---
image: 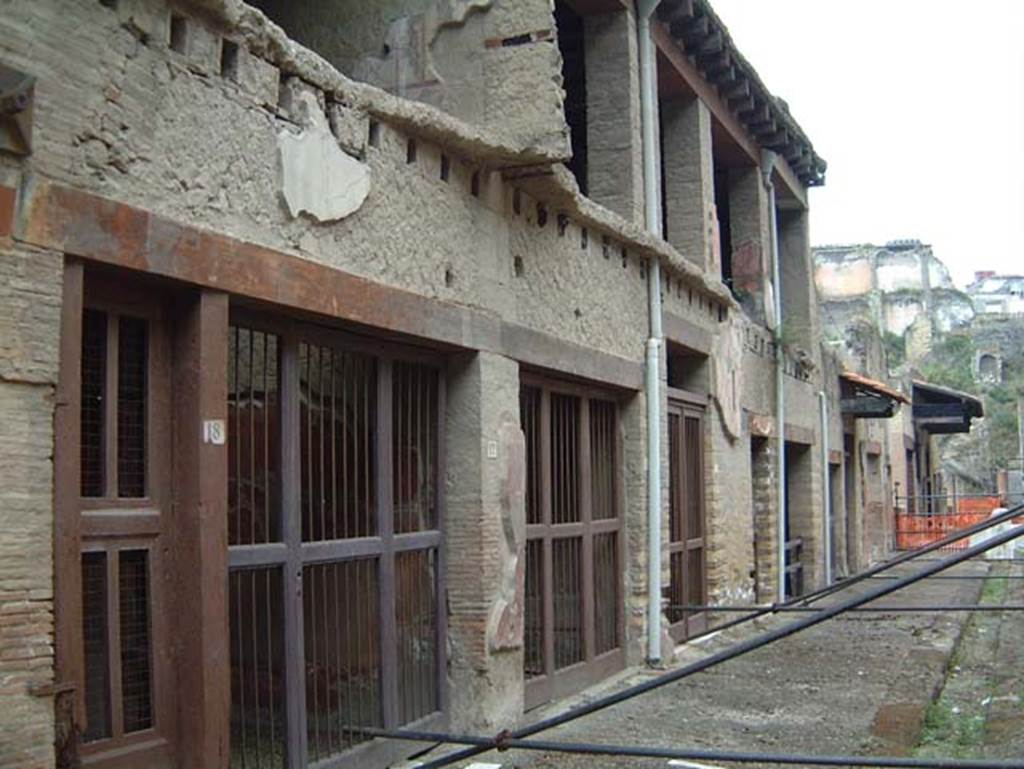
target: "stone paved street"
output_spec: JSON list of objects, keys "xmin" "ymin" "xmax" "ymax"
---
[{"xmin": 413, "ymin": 556, "xmax": 1024, "ymax": 768}]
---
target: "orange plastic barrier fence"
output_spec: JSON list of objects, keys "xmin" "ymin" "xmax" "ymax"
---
[{"xmin": 895, "ymin": 512, "xmax": 990, "ymax": 551}]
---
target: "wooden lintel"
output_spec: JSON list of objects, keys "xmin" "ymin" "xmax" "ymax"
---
[{"xmin": 679, "ymin": 16, "xmax": 709, "ymax": 42}]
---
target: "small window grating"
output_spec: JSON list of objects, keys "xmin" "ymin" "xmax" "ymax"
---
[
  {"xmin": 81, "ymin": 310, "xmax": 107, "ymax": 498},
  {"xmin": 590, "ymin": 400, "xmax": 616, "ymax": 521},
  {"xmin": 119, "ymin": 549, "xmax": 153, "ymax": 733},
  {"xmin": 117, "ymin": 316, "xmax": 148, "ymax": 498},
  {"xmin": 82, "ymin": 551, "xmax": 111, "ymax": 742},
  {"xmin": 550, "ymin": 393, "xmax": 580, "ymax": 525}
]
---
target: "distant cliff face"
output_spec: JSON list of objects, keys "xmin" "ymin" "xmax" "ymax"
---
[{"xmin": 813, "ymin": 242, "xmax": 975, "ymax": 362}]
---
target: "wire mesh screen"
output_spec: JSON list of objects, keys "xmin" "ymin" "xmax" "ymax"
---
[
  {"xmin": 668, "ymin": 413, "xmax": 682, "ymax": 544},
  {"xmin": 118, "ymin": 549, "xmax": 153, "ymax": 733},
  {"xmin": 82, "ymin": 551, "xmax": 111, "ymax": 742},
  {"xmin": 116, "ymin": 316, "xmax": 147, "ymax": 498},
  {"xmin": 81, "ymin": 310, "xmax": 106, "ymax": 498},
  {"xmin": 551, "ymin": 393, "xmax": 580, "ymax": 525},
  {"xmin": 299, "ymin": 343, "xmax": 377, "ymax": 542},
  {"xmin": 593, "ymin": 532, "xmax": 619, "ymax": 655},
  {"xmin": 667, "ymin": 551, "xmax": 687, "ymax": 624},
  {"xmin": 396, "ymin": 549, "xmax": 439, "ymax": 723},
  {"xmin": 303, "ymin": 558, "xmax": 381, "ymax": 763},
  {"xmin": 684, "ymin": 416, "xmax": 703, "ymax": 540},
  {"xmin": 393, "ymin": 362, "xmax": 438, "ymax": 534},
  {"xmin": 521, "ymin": 386, "xmax": 542, "ymax": 525},
  {"xmin": 590, "ymin": 400, "xmax": 616, "ymax": 520},
  {"xmin": 687, "ymin": 547, "xmax": 705, "ymax": 607},
  {"xmin": 552, "ymin": 536, "xmax": 583, "ymax": 670},
  {"xmin": 230, "ymin": 567, "xmax": 285, "ymax": 769},
  {"xmin": 228, "ymin": 326, "xmax": 281, "ymax": 546},
  {"xmin": 524, "ymin": 538, "xmax": 545, "ymax": 678}
]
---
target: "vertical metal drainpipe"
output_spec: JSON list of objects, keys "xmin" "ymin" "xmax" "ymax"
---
[
  {"xmin": 637, "ymin": 0, "xmax": 663, "ymax": 664},
  {"xmin": 819, "ymin": 391, "xmax": 832, "ymax": 585},
  {"xmin": 762, "ymin": 150, "xmax": 787, "ymax": 602}
]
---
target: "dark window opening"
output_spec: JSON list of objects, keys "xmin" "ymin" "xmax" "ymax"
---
[
  {"xmin": 554, "ymin": 1, "xmax": 587, "ymax": 194},
  {"xmin": 714, "ymin": 167, "xmax": 734, "ymax": 293},
  {"xmin": 221, "ymin": 39, "xmax": 239, "ymax": 80},
  {"xmin": 169, "ymin": 14, "xmax": 187, "ymax": 53},
  {"xmin": 667, "ymin": 345, "xmax": 709, "ymax": 393}
]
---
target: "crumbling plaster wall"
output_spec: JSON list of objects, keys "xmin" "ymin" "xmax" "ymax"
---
[{"xmin": 250, "ymin": 0, "xmax": 568, "ymax": 160}]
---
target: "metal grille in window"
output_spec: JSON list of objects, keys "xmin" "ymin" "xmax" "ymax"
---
[
  {"xmin": 117, "ymin": 316, "xmax": 147, "ymax": 497},
  {"xmin": 300, "ymin": 343, "xmax": 377, "ymax": 542},
  {"xmin": 396, "ymin": 549, "xmax": 438, "ymax": 723},
  {"xmin": 590, "ymin": 400, "xmax": 616, "ymax": 520},
  {"xmin": 230, "ymin": 567, "xmax": 285, "ymax": 769},
  {"xmin": 668, "ymin": 413, "xmax": 683, "ymax": 544},
  {"xmin": 593, "ymin": 532, "xmax": 618, "ymax": 655},
  {"xmin": 393, "ymin": 362, "xmax": 439, "ymax": 534},
  {"xmin": 82, "ymin": 552, "xmax": 111, "ymax": 742},
  {"xmin": 550, "ymin": 393, "xmax": 580, "ymax": 525},
  {"xmin": 119, "ymin": 549, "xmax": 153, "ymax": 733},
  {"xmin": 684, "ymin": 416, "xmax": 703, "ymax": 540},
  {"xmin": 520, "ymin": 386, "xmax": 542, "ymax": 525},
  {"xmin": 523, "ymin": 538, "xmax": 544, "ymax": 678},
  {"xmin": 668, "ymin": 551, "xmax": 687, "ymax": 625},
  {"xmin": 552, "ymin": 536, "xmax": 583, "ymax": 670},
  {"xmin": 303, "ymin": 558, "xmax": 381, "ymax": 762},
  {"xmin": 229, "ymin": 326, "xmax": 281, "ymax": 546},
  {"xmin": 81, "ymin": 310, "xmax": 106, "ymax": 498}
]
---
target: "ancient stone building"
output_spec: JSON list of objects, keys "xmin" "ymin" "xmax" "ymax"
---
[
  {"xmin": 0, "ymin": 2, "xmax": 920, "ymax": 769},
  {"xmin": 813, "ymin": 241, "xmax": 975, "ymax": 364}
]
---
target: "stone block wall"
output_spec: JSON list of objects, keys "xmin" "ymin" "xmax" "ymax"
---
[{"xmin": 0, "ymin": 238, "xmax": 62, "ymax": 769}]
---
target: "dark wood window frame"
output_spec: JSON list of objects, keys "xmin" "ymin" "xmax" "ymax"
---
[
  {"xmin": 521, "ymin": 372, "xmax": 625, "ymax": 710},
  {"xmin": 227, "ymin": 310, "xmax": 448, "ymax": 769},
  {"xmin": 666, "ymin": 386, "xmax": 708, "ymax": 642}
]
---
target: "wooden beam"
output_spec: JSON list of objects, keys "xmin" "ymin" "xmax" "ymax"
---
[
  {"xmin": 723, "ymin": 80, "xmax": 750, "ymax": 100},
  {"xmin": 727, "ymin": 95, "xmax": 754, "ymax": 114},
  {"xmin": 698, "ymin": 31, "xmax": 724, "ymax": 54},
  {"xmin": 841, "ymin": 397, "xmax": 897, "ymax": 419}
]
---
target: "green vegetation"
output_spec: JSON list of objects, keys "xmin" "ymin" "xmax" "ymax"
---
[
  {"xmin": 919, "ymin": 333, "xmax": 976, "ymax": 393},
  {"xmin": 883, "ymin": 331, "xmax": 906, "ymax": 369},
  {"xmin": 917, "ymin": 700, "xmax": 985, "ymax": 758}
]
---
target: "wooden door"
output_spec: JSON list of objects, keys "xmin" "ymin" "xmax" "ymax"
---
[
  {"xmin": 521, "ymin": 377, "xmax": 624, "ymax": 709},
  {"xmin": 667, "ymin": 401, "xmax": 707, "ymax": 642},
  {"xmin": 55, "ymin": 269, "xmax": 177, "ymax": 768}
]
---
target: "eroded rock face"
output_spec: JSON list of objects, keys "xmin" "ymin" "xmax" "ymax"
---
[{"xmin": 278, "ymin": 90, "xmax": 370, "ymax": 222}]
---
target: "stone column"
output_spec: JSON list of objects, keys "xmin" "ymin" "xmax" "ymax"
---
[
  {"xmin": 661, "ymin": 96, "xmax": 715, "ymax": 270},
  {"xmin": 583, "ymin": 8, "xmax": 645, "ymax": 226},
  {"xmin": 728, "ymin": 165, "xmax": 772, "ymax": 324},
  {"xmin": 444, "ymin": 351, "xmax": 525, "ymax": 730}
]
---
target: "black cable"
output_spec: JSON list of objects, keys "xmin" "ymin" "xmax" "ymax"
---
[
  {"xmin": 414, "ymin": 521, "xmax": 1024, "ymax": 768},
  {"xmin": 365, "ymin": 727, "xmax": 1024, "ymax": 768},
  {"xmin": 669, "ymin": 604, "xmax": 1024, "ymax": 613},
  {"xmin": 683, "ymin": 501, "xmax": 1024, "ymax": 638}
]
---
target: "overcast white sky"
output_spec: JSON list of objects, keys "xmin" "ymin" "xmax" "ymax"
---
[{"xmin": 709, "ymin": 0, "xmax": 1024, "ymax": 288}]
